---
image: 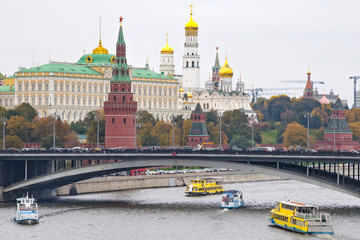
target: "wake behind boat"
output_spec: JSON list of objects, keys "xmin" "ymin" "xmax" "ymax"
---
[
  {"xmin": 220, "ymin": 190, "xmax": 244, "ymax": 209},
  {"xmin": 14, "ymin": 193, "xmax": 39, "ymax": 225}
]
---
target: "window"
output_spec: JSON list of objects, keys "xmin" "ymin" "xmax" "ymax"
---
[
  {"xmin": 100, "ymin": 85, "xmax": 103, "ymax": 93},
  {"xmin": 78, "ymin": 85, "xmax": 80, "ymax": 92},
  {"xmin": 192, "ymin": 61, "xmax": 194, "ymax": 67},
  {"xmin": 88, "ymin": 98, "xmax": 91, "ymax": 106},
  {"xmin": 66, "ymin": 97, "xmax": 69, "ymax": 105},
  {"xmin": 159, "ymin": 87, "xmax": 162, "ymax": 96},
  {"xmin": 83, "ymin": 98, "xmax": 85, "ymax": 106},
  {"xmin": 66, "ymin": 84, "xmax": 69, "ymax": 92},
  {"xmin": 54, "ymin": 97, "xmax": 57, "ymax": 106},
  {"xmin": 38, "ymin": 83, "xmax": 42, "ymax": 91},
  {"xmin": 38, "ymin": 97, "xmax": 42, "ymax": 105},
  {"xmin": 71, "ymin": 98, "xmax": 74, "ymax": 106},
  {"xmin": 154, "ymin": 88, "xmax": 157, "ymax": 96},
  {"xmin": 94, "ymin": 85, "xmax": 97, "ymax": 93},
  {"xmin": 25, "ymin": 83, "xmax": 29, "ymax": 91},
  {"xmin": 45, "ymin": 97, "xmax": 48, "ymax": 106},
  {"xmin": 124, "ymin": 118, "xmax": 126, "ymax": 124},
  {"xmin": 31, "ymin": 97, "xmax": 35, "ymax": 105},
  {"xmin": 197, "ymin": 62, "xmax": 199, "ymax": 67},
  {"xmin": 144, "ymin": 87, "xmax": 147, "ymax": 95},
  {"xmin": 60, "ymin": 84, "xmax": 63, "ymax": 92},
  {"xmin": 72, "ymin": 85, "xmax": 75, "ymax": 92},
  {"xmin": 88, "ymin": 84, "xmax": 92, "ymax": 93},
  {"xmin": 149, "ymin": 87, "xmax": 152, "ymax": 96},
  {"xmin": 77, "ymin": 97, "xmax": 80, "ymax": 106},
  {"xmin": 112, "ymin": 118, "xmax": 114, "ymax": 123},
  {"xmin": 169, "ymin": 88, "xmax": 171, "ymax": 96},
  {"xmin": 164, "ymin": 88, "xmax": 166, "ymax": 96},
  {"xmin": 83, "ymin": 85, "xmax": 86, "ymax": 92},
  {"xmin": 186, "ymin": 61, "xmax": 189, "ymax": 67}
]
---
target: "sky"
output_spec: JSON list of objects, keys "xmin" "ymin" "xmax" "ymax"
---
[{"xmin": 1, "ymin": 0, "xmax": 360, "ymax": 106}]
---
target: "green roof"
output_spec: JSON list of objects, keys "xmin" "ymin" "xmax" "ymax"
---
[
  {"xmin": 0, "ymin": 72, "xmax": 4, "ymax": 78},
  {"xmin": 5, "ymin": 75, "xmax": 15, "ymax": 79},
  {"xmin": 17, "ymin": 63, "xmax": 102, "ymax": 75},
  {"xmin": 132, "ymin": 68, "xmax": 176, "ymax": 80},
  {"xmin": 77, "ymin": 54, "xmax": 115, "ymax": 65},
  {"xmin": 0, "ymin": 86, "xmax": 15, "ymax": 92}
]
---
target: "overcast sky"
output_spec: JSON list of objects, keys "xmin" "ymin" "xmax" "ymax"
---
[{"xmin": 1, "ymin": 0, "xmax": 360, "ymax": 106}]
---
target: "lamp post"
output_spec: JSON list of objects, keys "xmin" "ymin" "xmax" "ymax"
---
[
  {"xmin": 1, "ymin": 117, "xmax": 6, "ymax": 150},
  {"xmin": 304, "ymin": 113, "xmax": 311, "ymax": 150},
  {"xmin": 219, "ymin": 111, "xmax": 223, "ymax": 150},
  {"xmin": 172, "ymin": 115, "xmax": 175, "ymax": 147},
  {"xmin": 53, "ymin": 112, "xmax": 56, "ymax": 148},
  {"xmin": 250, "ymin": 116, "xmax": 254, "ymax": 149},
  {"xmin": 97, "ymin": 112, "xmax": 100, "ymax": 149}
]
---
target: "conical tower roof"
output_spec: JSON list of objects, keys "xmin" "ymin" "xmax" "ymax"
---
[
  {"xmin": 193, "ymin": 102, "xmax": 203, "ymax": 114},
  {"xmin": 213, "ymin": 47, "xmax": 220, "ymax": 70}
]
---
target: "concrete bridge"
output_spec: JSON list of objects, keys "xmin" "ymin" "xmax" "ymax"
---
[{"xmin": 0, "ymin": 153, "xmax": 360, "ymax": 200}]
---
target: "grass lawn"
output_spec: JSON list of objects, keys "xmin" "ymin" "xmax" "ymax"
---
[{"xmin": 261, "ymin": 130, "xmax": 277, "ymax": 144}]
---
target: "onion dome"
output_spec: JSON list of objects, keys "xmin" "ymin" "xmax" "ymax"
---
[
  {"xmin": 219, "ymin": 57, "xmax": 233, "ymax": 78},
  {"xmin": 237, "ymin": 81, "xmax": 245, "ymax": 87},
  {"xmin": 185, "ymin": 6, "xmax": 198, "ymax": 31},
  {"xmin": 179, "ymin": 87, "xmax": 184, "ymax": 92},
  {"xmin": 92, "ymin": 40, "xmax": 109, "ymax": 54},
  {"xmin": 320, "ymin": 94, "xmax": 330, "ymax": 104},
  {"xmin": 187, "ymin": 92, "xmax": 193, "ymax": 98},
  {"xmin": 161, "ymin": 33, "xmax": 174, "ymax": 54}
]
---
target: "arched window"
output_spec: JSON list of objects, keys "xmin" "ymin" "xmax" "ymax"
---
[
  {"xmin": 207, "ymin": 103, "xmax": 209, "ymax": 109},
  {"xmin": 114, "ymin": 96, "xmax": 116, "ymax": 101},
  {"xmin": 197, "ymin": 62, "xmax": 199, "ymax": 67},
  {"xmin": 123, "ymin": 96, "xmax": 125, "ymax": 103},
  {"xmin": 203, "ymin": 103, "xmax": 206, "ymax": 109},
  {"xmin": 192, "ymin": 61, "xmax": 194, "ymax": 67},
  {"xmin": 124, "ymin": 118, "xmax": 126, "ymax": 124},
  {"xmin": 186, "ymin": 61, "xmax": 189, "ymax": 67},
  {"xmin": 112, "ymin": 118, "xmax": 114, "ymax": 123}
]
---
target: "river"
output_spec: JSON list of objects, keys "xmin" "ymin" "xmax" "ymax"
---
[{"xmin": 1, "ymin": 180, "xmax": 360, "ymax": 240}]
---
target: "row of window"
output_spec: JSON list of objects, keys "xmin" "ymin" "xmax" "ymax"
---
[
  {"xmin": 137, "ymin": 99, "xmax": 177, "ymax": 109},
  {"xmin": 273, "ymin": 214, "xmax": 288, "ymax": 222},
  {"xmin": 133, "ymin": 86, "xmax": 177, "ymax": 97},
  {"xmin": 185, "ymin": 61, "xmax": 199, "ymax": 68},
  {"xmin": 18, "ymin": 96, "xmax": 103, "ymax": 107},
  {"xmin": 18, "ymin": 82, "xmax": 109, "ymax": 94}
]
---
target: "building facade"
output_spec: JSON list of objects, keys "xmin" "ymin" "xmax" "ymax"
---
[{"xmin": 187, "ymin": 103, "xmax": 209, "ymax": 147}]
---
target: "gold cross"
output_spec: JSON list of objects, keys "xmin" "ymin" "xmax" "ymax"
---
[{"xmin": 190, "ymin": 4, "xmax": 194, "ymax": 14}]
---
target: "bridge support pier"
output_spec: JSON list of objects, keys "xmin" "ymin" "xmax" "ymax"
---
[
  {"xmin": 51, "ymin": 160, "xmax": 55, "ymax": 173},
  {"xmin": 276, "ymin": 161, "xmax": 279, "ymax": 169},
  {"xmin": 306, "ymin": 162, "xmax": 309, "ymax": 176},
  {"xmin": 337, "ymin": 163, "xmax": 340, "ymax": 185},
  {"xmin": 24, "ymin": 160, "xmax": 27, "ymax": 180}
]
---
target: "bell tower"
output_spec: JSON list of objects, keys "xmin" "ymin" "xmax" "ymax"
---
[{"xmin": 104, "ymin": 17, "xmax": 137, "ymax": 148}]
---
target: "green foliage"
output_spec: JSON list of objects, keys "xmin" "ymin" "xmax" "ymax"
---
[
  {"xmin": 139, "ymin": 122, "xmax": 159, "ymax": 146},
  {"xmin": 14, "ymin": 103, "xmax": 37, "ymax": 122},
  {"xmin": 222, "ymin": 110, "xmax": 250, "ymax": 143},
  {"xmin": 71, "ymin": 121, "xmax": 88, "ymax": 134},
  {"xmin": 266, "ymin": 95, "xmax": 292, "ymax": 122},
  {"xmin": 7, "ymin": 115, "xmax": 28, "ymax": 142},
  {"xmin": 293, "ymin": 98, "xmax": 321, "ymax": 114},
  {"xmin": 230, "ymin": 135, "xmax": 251, "ymax": 150},
  {"xmin": 86, "ymin": 118, "xmax": 105, "ymax": 144},
  {"xmin": 3, "ymin": 135, "xmax": 24, "ymax": 149},
  {"xmin": 314, "ymin": 127, "xmax": 326, "ymax": 141},
  {"xmin": 205, "ymin": 110, "xmax": 218, "ymax": 126},
  {"xmin": 41, "ymin": 135, "xmax": 64, "ymax": 149},
  {"xmin": 83, "ymin": 111, "xmax": 98, "ymax": 128},
  {"xmin": 137, "ymin": 110, "xmax": 156, "ymax": 127}
]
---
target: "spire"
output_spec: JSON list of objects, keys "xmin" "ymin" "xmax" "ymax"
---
[
  {"xmin": 112, "ymin": 16, "xmax": 130, "ymax": 83},
  {"xmin": 145, "ymin": 56, "xmax": 149, "ymax": 70},
  {"xmin": 213, "ymin": 47, "xmax": 220, "ymax": 69},
  {"xmin": 92, "ymin": 15, "xmax": 109, "ymax": 54}
]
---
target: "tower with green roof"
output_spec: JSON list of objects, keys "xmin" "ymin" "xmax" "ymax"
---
[
  {"xmin": 212, "ymin": 47, "xmax": 221, "ymax": 90},
  {"xmin": 187, "ymin": 103, "xmax": 210, "ymax": 147},
  {"xmin": 104, "ymin": 17, "xmax": 137, "ymax": 149}
]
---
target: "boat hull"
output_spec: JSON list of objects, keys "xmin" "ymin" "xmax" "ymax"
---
[
  {"xmin": 269, "ymin": 218, "xmax": 334, "ymax": 235},
  {"xmin": 14, "ymin": 218, "xmax": 39, "ymax": 225},
  {"xmin": 220, "ymin": 201, "xmax": 244, "ymax": 209},
  {"xmin": 186, "ymin": 191, "xmax": 223, "ymax": 196}
]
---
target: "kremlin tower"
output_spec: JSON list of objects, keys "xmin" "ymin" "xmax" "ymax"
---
[
  {"xmin": 182, "ymin": 5, "xmax": 200, "ymax": 92},
  {"xmin": 187, "ymin": 103, "xmax": 210, "ymax": 147},
  {"xmin": 104, "ymin": 17, "xmax": 137, "ymax": 148},
  {"xmin": 303, "ymin": 68, "xmax": 314, "ymax": 99},
  {"xmin": 219, "ymin": 57, "xmax": 233, "ymax": 92},
  {"xmin": 159, "ymin": 34, "xmax": 175, "ymax": 76}
]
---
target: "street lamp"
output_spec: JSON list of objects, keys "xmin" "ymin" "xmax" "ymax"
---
[
  {"xmin": 172, "ymin": 115, "xmax": 175, "ymax": 147},
  {"xmin": 219, "ymin": 111, "xmax": 223, "ymax": 149},
  {"xmin": 1, "ymin": 117, "xmax": 6, "ymax": 150},
  {"xmin": 304, "ymin": 113, "xmax": 312, "ymax": 150},
  {"xmin": 249, "ymin": 116, "xmax": 255, "ymax": 149},
  {"xmin": 53, "ymin": 112, "xmax": 56, "ymax": 148}
]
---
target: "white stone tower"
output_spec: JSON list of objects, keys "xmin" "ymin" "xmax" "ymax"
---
[
  {"xmin": 182, "ymin": 5, "xmax": 200, "ymax": 91},
  {"xmin": 159, "ymin": 33, "xmax": 175, "ymax": 76}
]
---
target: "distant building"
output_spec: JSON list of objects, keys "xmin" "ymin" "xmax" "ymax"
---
[
  {"xmin": 314, "ymin": 98, "xmax": 359, "ymax": 150},
  {"xmin": 314, "ymin": 88, "xmax": 347, "ymax": 106},
  {"xmin": 303, "ymin": 69, "xmax": 314, "ymax": 99},
  {"xmin": 187, "ymin": 103, "xmax": 209, "ymax": 147}
]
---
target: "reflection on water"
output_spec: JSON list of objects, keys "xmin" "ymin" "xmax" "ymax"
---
[{"xmin": 1, "ymin": 180, "xmax": 360, "ymax": 240}]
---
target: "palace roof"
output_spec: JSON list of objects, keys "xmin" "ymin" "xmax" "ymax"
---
[
  {"xmin": 131, "ymin": 68, "xmax": 177, "ymax": 80},
  {"xmin": 77, "ymin": 54, "xmax": 115, "ymax": 65},
  {"xmin": 16, "ymin": 63, "xmax": 102, "ymax": 75}
]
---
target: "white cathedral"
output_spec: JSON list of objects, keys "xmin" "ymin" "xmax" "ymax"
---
[{"xmin": 159, "ymin": 6, "xmax": 255, "ymax": 119}]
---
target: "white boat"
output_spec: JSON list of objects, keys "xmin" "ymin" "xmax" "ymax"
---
[
  {"xmin": 14, "ymin": 193, "xmax": 39, "ymax": 224},
  {"xmin": 220, "ymin": 190, "xmax": 244, "ymax": 209}
]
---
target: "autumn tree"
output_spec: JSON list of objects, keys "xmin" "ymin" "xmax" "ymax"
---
[
  {"xmin": 138, "ymin": 122, "xmax": 159, "ymax": 146},
  {"xmin": 2, "ymin": 135, "xmax": 24, "ymax": 149},
  {"xmin": 282, "ymin": 121, "xmax": 309, "ymax": 148},
  {"xmin": 182, "ymin": 119, "xmax": 192, "ymax": 145},
  {"xmin": 205, "ymin": 110, "xmax": 218, "ymax": 126},
  {"xmin": 293, "ymin": 97, "xmax": 321, "ymax": 114},
  {"xmin": 349, "ymin": 122, "xmax": 360, "ymax": 140},
  {"xmin": 7, "ymin": 115, "xmax": 28, "ymax": 142},
  {"xmin": 41, "ymin": 135, "xmax": 64, "ymax": 149},
  {"xmin": 86, "ymin": 115, "xmax": 105, "ymax": 144},
  {"xmin": 230, "ymin": 135, "xmax": 251, "ymax": 150},
  {"xmin": 137, "ymin": 110, "xmax": 156, "ymax": 127},
  {"xmin": 206, "ymin": 122, "xmax": 228, "ymax": 144}
]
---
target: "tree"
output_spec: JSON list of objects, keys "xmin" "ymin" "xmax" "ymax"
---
[
  {"xmin": 312, "ymin": 107, "xmax": 330, "ymax": 127},
  {"xmin": 281, "ymin": 109, "xmax": 295, "ymax": 124},
  {"xmin": 137, "ymin": 110, "xmax": 156, "ymax": 127},
  {"xmin": 138, "ymin": 122, "xmax": 159, "ymax": 146},
  {"xmin": 230, "ymin": 135, "xmax": 251, "ymax": 150},
  {"xmin": 282, "ymin": 121, "xmax": 309, "ymax": 148},
  {"xmin": 205, "ymin": 110, "xmax": 218, "ymax": 126},
  {"xmin": 41, "ymin": 135, "xmax": 64, "ymax": 149},
  {"xmin": 265, "ymin": 95, "xmax": 292, "ymax": 122},
  {"xmin": 71, "ymin": 121, "xmax": 87, "ymax": 134},
  {"xmin": 293, "ymin": 97, "xmax": 321, "ymax": 114},
  {"xmin": 349, "ymin": 122, "xmax": 360, "ymax": 140},
  {"xmin": 206, "ymin": 122, "xmax": 228, "ymax": 144},
  {"xmin": 7, "ymin": 115, "xmax": 28, "ymax": 142},
  {"xmin": 2, "ymin": 135, "xmax": 24, "ymax": 149},
  {"xmin": 154, "ymin": 120, "xmax": 172, "ymax": 146},
  {"xmin": 15, "ymin": 103, "xmax": 37, "ymax": 122},
  {"xmin": 86, "ymin": 118, "xmax": 105, "ymax": 144},
  {"xmin": 0, "ymin": 107, "xmax": 7, "ymax": 118},
  {"xmin": 182, "ymin": 119, "xmax": 192, "ymax": 145},
  {"xmin": 314, "ymin": 126, "xmax": 326, "ymax": 141}
]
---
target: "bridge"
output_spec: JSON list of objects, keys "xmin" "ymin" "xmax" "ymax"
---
[{"xmin": 0, "ymin": 153, "xmax": 360, "ymax": 200}]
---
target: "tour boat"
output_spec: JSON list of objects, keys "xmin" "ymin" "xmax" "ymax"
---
[
  {"xmin": 185, "ymin": 177, "xmax": 225, "ymax": 196},
  {"xmin": 269, "ymin": 200, "xmax": 333, "ymax": 234},
  {"xmin": 14, "ymin": 193, "xmax": 39, "ymax": 224},
  {"xmin": 220, "ymin": 190, "xmax": 244, "ymax": 209}
]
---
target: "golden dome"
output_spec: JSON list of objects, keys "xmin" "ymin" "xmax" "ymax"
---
[
  {"xmin": 92, "ymin": 40, "xmax": 109, "ymax": 54},
  {"xmin": 219, "ymin": 57, "xmax": 233, "ymax": 78},
  {"xmin": 161, "ymin": 33, "xmax": 174, "ymax": 54},
  {"xmin": 187, "ymin": 92, "xmax": 193, "ymax": 98},
  {"xmin": 185, "ymin": 5, "xmax": 198, "ymax": 31},
  {"xmin": 179, "ymin": 87, "xmax": 184, "ymax": 92},
  {"xmin": 307, "ymin": 66, "xmax": 311, "ymax": 74}
]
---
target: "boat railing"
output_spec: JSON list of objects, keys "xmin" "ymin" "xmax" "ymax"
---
[{"xmin": 295, "ymin": 212, "xmax": 330, "ymax": 222}]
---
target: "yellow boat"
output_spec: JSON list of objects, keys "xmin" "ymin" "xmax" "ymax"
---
[
  {"xmin": 185, "ymin": 178, "xmax": 225, "ymax": 196},
  {"xmin": 270, "ymin": 200, "xmax": 334, "ymax": 234}
]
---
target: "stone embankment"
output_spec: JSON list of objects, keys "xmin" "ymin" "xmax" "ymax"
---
[{"xmin": 57, "ymin": 171, "xmax": 285, "ymax": 196}]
